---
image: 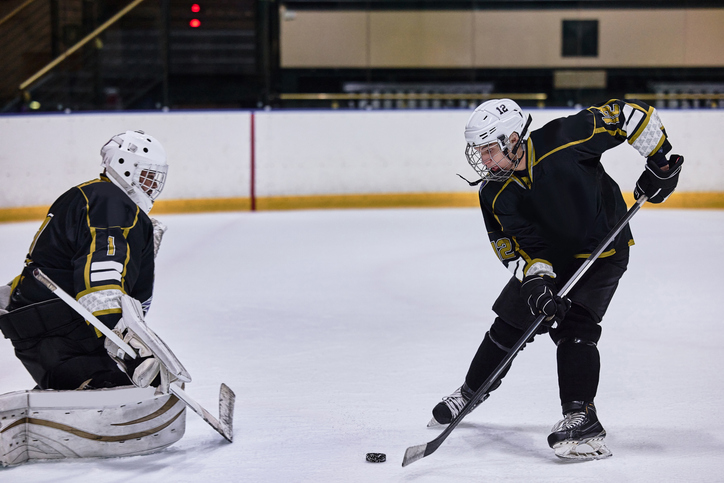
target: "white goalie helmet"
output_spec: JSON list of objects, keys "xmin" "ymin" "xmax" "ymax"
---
[
  {"xmin": 464, "ymin": 99, "xmax": 530, "ymax": 182},
  {"xmin": 100, "ymin": 130, "xmax": 168, "ymax": 214}
]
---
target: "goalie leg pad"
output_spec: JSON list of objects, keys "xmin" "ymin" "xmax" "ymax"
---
[{"xmin": 0, "ymin": 385, "xmax": 185, "ymax": 467}]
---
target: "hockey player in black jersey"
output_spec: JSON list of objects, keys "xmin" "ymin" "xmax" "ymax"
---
[
  {"xmin": 430, "ymin": 99, "xmax": 683, "ymax": 460},
  {"xmin": 0, "ymin": 130, "xmax": 169, "ymax": 391}
]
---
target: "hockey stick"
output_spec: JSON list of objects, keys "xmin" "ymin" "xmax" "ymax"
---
[
  {"xmin": 168, "ymin": 382, "xmax": 235, "ymax": 443},
  {"xmin": 32, "ymin": 269, "xmax": 136, "ymax": 358},
  {"xmin": 402, "ymin": 195, "xmax": 648, "ymax": 467},
  {"xmin": 32, "ymin": 268, "xmax": 235, "ymax": 443}
]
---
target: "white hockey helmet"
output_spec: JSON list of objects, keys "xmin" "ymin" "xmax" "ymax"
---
[
  {"xmin": 464, "ymin": 99, "xmax": 530, "ymax": 182},
  {"xmin": 100, "ymin": 130, "xmax": 168, "ymax": 214}
]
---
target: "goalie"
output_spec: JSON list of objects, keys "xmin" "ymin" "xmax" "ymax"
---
[
  {"xmin": 0, "ymin": 130, "xmax": 190, "ymax": 467},
  {"xmin": 0, "ymin": 130, "xmax": 170, "ymax": 390},
  {"xmin": 0, "ymin": 130, "xmax": 233, "ymax": 467}
]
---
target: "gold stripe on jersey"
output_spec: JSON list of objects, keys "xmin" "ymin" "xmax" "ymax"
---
[
  {"xmin": 627, "ymin": 104, "xmax": 653, "ymax": 145},
  {"xmin": 28, "ymin": 214, "xmax": 53, "ymax": 257},
  {"xmin": 573, "ymin": 238, "xmax": 636, "ymax": 259},
  {"xmin": 76, "ymin": 181, "xmax": 142, "ymax": 294},
  {"xmin": 491, "ymin": 177, "xmax": 523, "ymax": 232},
  {"xmin": 84, "ymin": 227, "xmax": 97, "ymax": 291},
  {"xmin": 526, "ymin": 138, "xmax": 536, "ymax": 181},
  {"xmin": 77, "ymin": 184, "xmax": 95, "ymax": 291},
  {"xmin": 107, "ymin": 236, "xmax": 116, "ymax": 256},
  {"xmin": 121, "ymin": 206, "xmax": 140, "ymax": 282},
  {"xmin": 652, "ymin": 135, "xmax": 666, "ymax": 155},
  {"xmin": 10, "ymin": 274, "xmax": 21, "ymax": 294},
  {"xmin": 511, "ymin": 238, "xmax": 532, "ymax": 266},
  {"xmin": 93, "ymin": 308, "xmax": 123, "ymax": 316},
  {"xmin": 534, "ymin": 115, "xmax": 598, "ymax": 167},
  {"xmin": 573, "ymin": 247, "xmax": 618, "ymax": 259}
]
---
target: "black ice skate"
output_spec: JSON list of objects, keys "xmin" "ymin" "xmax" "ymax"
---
[
  {"xmin": 428, "ymin": 382, "xmax": 490, "ymax": 427},
  {"xmin": 547, "ymin": 401, "xmax": 612, "ymax": 460}
]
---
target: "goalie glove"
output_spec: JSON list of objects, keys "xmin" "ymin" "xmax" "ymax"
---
[
  {"xmin": 105, "ymin": 295, "xmax": 190, "ymax": 392},
  {"xmin": 634, "ymin": 154, "xmax": 684, "ymax": 204},
  {"xmin": 151, "ymin": 218, "xmax": 167, "ymax": 258},
  {"xmin": 105, "ymin": 320, "xmax": 162, "ymax": 388},
  {"xmin": 0, "ymin": 282, "xmax": 11, "ymax": 315}
]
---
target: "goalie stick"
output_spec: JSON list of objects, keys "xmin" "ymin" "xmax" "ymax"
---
[
  {"xmin": 402, "ymin": 195, "xmax": 648, "ymax": 467},
  {"xmin": 32, "ymin": 268, "xmax": 235, "ymax": 443},
  {"xmin": 32, "ymin": 269, "xmax": 136, "ymax": 359}
]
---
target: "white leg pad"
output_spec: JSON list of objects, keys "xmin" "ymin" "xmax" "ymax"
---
[{"xmin": 0, "ymin": 385, "xmax": 186, "ymax": 467}]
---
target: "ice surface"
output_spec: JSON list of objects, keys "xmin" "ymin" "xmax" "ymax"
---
[{"xmin": 1, "ymin": 208, "xmax": 723, "ymax": 482}]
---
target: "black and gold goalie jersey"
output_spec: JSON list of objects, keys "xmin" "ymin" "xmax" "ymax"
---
[
  {"xmin": 480, "ymin": 99, "xmax": 670, "ymax": 280},
  {"xmin": 9, "ymin": 175, "xmax": 155, "ymax": 333}
]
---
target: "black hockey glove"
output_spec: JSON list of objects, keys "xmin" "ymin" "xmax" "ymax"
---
[
  {"xmin": 634, "ymin": 154, "xmax": 684, "ymax": 204},
  {"xmin": 520, "ymin": 275, "xmax": 571, "ymax": 324}
]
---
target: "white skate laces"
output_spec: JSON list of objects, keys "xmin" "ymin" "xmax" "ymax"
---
[
  {"xmin": 429, "ymin": 384, "xmax": 487, "ymax": 427},
  {"xmin": 550, "ymin": 411, "xmax": 586, "ymax": 433},
  {"xmin": 443, "ymin": 387, "xmax": 468, "ymax": 414}
]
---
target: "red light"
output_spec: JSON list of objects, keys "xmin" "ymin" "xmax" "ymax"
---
[
  {"xmin": 191, "ymin": 3, "xmax": 200, "ymax": 12},
  {"xmin": 189, "ymin": 18, "xmax": 201, "ymax": 27}
]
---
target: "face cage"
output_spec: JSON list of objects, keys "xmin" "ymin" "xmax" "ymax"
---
[
  {"xmin": 465, "ymin": 142, "xmax": 518, "ymax": 183},
  {"xmin": 136, "ymin": 164, "xmax": 167, "ymax": 201}
]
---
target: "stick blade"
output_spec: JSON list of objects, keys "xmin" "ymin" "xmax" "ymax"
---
[
  {"xmin": 401, "ymin": 443, "xmax": 428, "ymax": 467},
  {"xmin": 170, "ymin": 383, "xmax": 235, "ymax": 443},
  {"xmin": 218, "ymin": 383, "xmax": 236, "ymax": 443}
]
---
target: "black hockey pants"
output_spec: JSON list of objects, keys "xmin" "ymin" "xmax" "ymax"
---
[
  {"xmin": 465, "ymin": 248, "xmax": 629, "ymax": 405},
  {"xmin": 0, "ymin": 298, "xmax": 131, "ymax": 390}
]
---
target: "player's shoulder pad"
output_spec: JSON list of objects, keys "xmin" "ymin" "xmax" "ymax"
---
[{"xmin": 80, "ymin": 179, "xmax": 149, "ymax": 228}]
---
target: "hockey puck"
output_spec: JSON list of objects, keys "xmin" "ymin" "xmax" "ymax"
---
[{"xmin": 366, "ymin": 453, "xmax": 386, "ymax": 463}]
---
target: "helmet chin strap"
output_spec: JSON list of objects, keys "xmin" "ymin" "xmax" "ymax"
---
[{"xmin": 457, "ymin": 173, "xmax": 485, "ymax": 186}]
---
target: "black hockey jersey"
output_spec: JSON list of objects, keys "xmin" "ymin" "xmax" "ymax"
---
[
  {"xmin": 8, "ymin": 176, "xmax": 155, "ymax": 333},
  {"xmin": 480, "ymin": 99, "xmax": 669, "ymax": 280}
]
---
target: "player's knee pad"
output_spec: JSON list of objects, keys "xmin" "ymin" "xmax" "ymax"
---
[
  {"xmin": 489, "ymin": 317, "xmax": 527, "ymax": 352},
  {"xmin": 549, "ymin": 304, "xmax": 602, "ymax": 347}
]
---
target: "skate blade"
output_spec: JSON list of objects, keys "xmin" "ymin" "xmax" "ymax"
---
[
  {"xmin": 552, "ymin": 437, "xmax": 612, "ymax": 461},
  {"xmin": 427, "ymin": 417, "xmax": 445, "ymax": 428}
]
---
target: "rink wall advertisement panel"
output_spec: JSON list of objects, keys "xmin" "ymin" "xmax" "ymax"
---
[{"xmin": 0, "ymin": 108, "xmax": 723, "ymax": 222}]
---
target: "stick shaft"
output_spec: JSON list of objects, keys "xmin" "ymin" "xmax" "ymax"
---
[{"xmin": 33, "ymin": 268, "xmax": 136, "ymax": 358}]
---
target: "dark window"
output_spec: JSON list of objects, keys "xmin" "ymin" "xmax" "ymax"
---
[{"xmin": 562, "ymin": 20, "xmax": 599, "ymax": 57}]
